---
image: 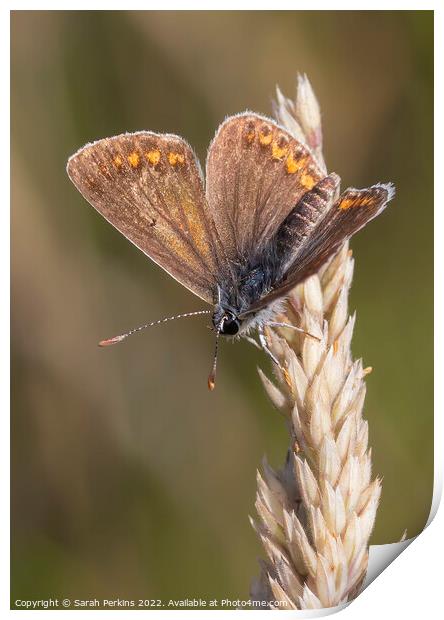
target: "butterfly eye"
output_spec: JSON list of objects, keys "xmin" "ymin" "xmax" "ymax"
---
[{"xmin": 220, "ymin": 314, "xmax": 240, "ymax": 336}]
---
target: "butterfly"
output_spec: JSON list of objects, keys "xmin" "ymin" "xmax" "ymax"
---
[{"xmin": 67, "ymin": 112, "xmax": 394, "ymax": 389}]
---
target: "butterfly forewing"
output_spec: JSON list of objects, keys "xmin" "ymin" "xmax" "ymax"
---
[
  {"xmin": 67, "ymin": 132, "xmax": 226, "ymax": 303},
  {"xmin": 205, "ymin": 113, "xmax": 324, "ymax": 263}
]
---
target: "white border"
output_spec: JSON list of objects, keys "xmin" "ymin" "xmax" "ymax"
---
[{"xmin": 6, "ymin": 3, "xmax": 440, "ymax": 618}]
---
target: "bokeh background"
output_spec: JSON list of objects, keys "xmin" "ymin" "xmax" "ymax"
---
[{"xmin": 11, "ymin": 10, "xmax": 433, "ymax": 608}]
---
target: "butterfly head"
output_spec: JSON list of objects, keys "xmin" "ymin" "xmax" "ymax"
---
[{"xmin": 212, "ymin": 306, "xmax": 241, "ymax": 337}]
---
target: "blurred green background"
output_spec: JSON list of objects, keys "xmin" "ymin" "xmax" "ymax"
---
[{"xmin": 11, "ymin": 10, "xmax": 433, "ymax": 608}]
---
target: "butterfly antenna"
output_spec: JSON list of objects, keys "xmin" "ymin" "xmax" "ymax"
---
[
  {"xmin": 207, "ymin": 324, "xmax": 222, "ymax": 391},
  {"xmin": 98, "ymin": 310, "xmax": 212, "ymax": 347}
]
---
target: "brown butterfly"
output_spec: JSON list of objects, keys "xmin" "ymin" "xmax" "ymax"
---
[{"xmin": 67, "ymin": 113, "xmax": 394, "ymax": 389}]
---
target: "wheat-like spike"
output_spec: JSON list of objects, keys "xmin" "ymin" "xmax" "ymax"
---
[{"xmin": 251, "ymin": 75, "xmax": 381, "ymax": 609}]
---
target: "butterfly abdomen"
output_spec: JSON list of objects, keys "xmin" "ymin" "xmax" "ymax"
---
[{"xmin": 274, "ymin": 173, "xmax": 341, "ymax": 271}]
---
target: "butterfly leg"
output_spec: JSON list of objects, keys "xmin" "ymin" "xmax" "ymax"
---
[{"xmin": 258, "ymin": 328, "xmax": 281, "ymax": 367}]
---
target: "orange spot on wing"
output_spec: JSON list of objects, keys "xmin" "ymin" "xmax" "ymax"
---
[
  {"xmin": 128, "ymin": 152, "xmax": 140, "ymax": 167},
  {"xmin": 259, "ymin": 131, "xmax": 273, "ymax": 146},
  {"xmin": 113, "ymin": 155, "xmax": 123, "ymax": 168},
  {"xmin": 339, "ymin": 193, "xmax": 378, "ymax": 210},
  {"xmin": 339, "ymin": 197, "xmax": 354, "ymax": 210},
  {"xmin": 168, "ymin": 152, "xmax": 185, "ymax": 166},
  {"xmin": 300, "ymin": 173, "xmax": 315, "ymax": 190},
  {"xmin": 286, "ymin": 153, "xmax": 307, "ymax": 174},
  {"xmin": 285, "ymin": 155, "xmax": 298, "ymax": 174},
  {"xmin": 145, "ymin": 150, "xmax": 161, "ymax": 165},
  {"xmin": 271, "ymin": 140, "xmax": 289, "ymax": 160},
  {"xmin": 245, "ymin": 130, "xmax": 255, "ymax": 144}
]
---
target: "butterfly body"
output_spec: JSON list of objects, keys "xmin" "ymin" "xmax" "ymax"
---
[
  {"xmin": 212, "ymin": 255, "xmax": 282, "ymax": 336},
  {"xmin": 210, "ymin": 171, "xmax": 347, "ymax": 337},
  {"xmin": 67, "ymin": 112, "xmax": 394, "ymax": 387}
]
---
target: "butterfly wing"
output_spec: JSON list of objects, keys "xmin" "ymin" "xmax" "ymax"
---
[
  {"xmin": 242, "ymin": 182, "xmax": 395, "ymax": 314},
  {"xmin": 67, "ymin": 132, "xmax": 227, "ymax": 304},
  {"xmin": 205, "ymin": 113, "xmax": 324, "ymax": 263}
]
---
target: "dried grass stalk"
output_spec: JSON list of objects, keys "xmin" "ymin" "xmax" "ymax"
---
[{"xmin": 250, "ymin": 76, "xmax": 381, "ymax": 610}]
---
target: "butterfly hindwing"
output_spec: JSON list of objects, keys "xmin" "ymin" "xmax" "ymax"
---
[
  {"xmin": 244, "ymin": 182, "xmax": 394, "ymax": 313},
  {"xmin": 286, "ymin": 183, "xmax": 394, "ymax": 281},
  {"xmin": 67, "ymin": 132, "xmax": 227, "ymax": 303}
]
